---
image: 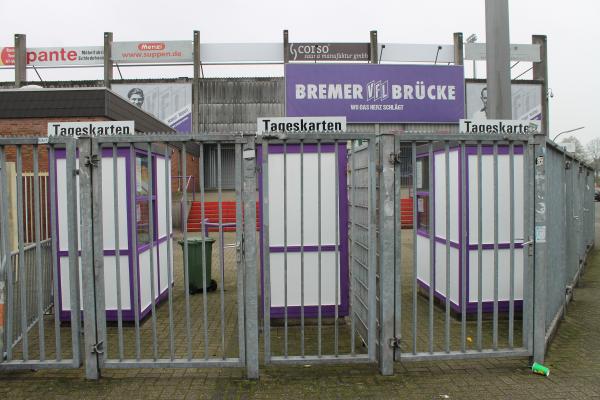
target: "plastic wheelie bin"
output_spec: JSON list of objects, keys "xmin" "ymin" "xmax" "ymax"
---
[{"xmin": 178, "ymin": 237, "xmax": 217, "ymax": 294}]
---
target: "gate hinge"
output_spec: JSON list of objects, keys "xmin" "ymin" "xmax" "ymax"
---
[
  {"xmin": 84, "ymin": 154, "xmax": 100, "ymax": 168},
  {"xmin": 236, "ymin": 237, "xmax": 244, "ymax": 263},
  {"xmin": 388, "ymin": 336, "xmax": 401, "ymax": 349},
  {"xmin": 92, "ymin": 340, "xmax": 104, "ymax": 355}
]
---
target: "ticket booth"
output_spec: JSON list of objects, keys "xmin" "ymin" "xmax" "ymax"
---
[
  {"xmin": 416, "ymin": 144, "xmax": 525, "ymax": 314},
  {"xmin": 259, "ymin": 143, "xmax": 349, "ymax": 318},
  {"xmin": 56, "ymin": 146, "xmax": 173, "ymax": 322}
]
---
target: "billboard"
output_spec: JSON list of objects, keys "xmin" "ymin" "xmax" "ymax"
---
[
  {"xmin": 112, "ymin": 83, "xmax": 192, "ymax": 132},
  {"xmin": 0, "ymin": 46, "xmax": 103, "ymax": 66},
  {"xmin": 288, "ymin": 43, "xmax": 369, "ymax": 62},
  {"xmin": 466, "ymin": 81, "xmax": 542, "ymax": 121},
  {"xmin": 285, "ymin": 64, "xmax": 465, "ymax": 123},
  {"xmin": 112, "ymin": 41, "xmax": 193, "ymax": 63}
]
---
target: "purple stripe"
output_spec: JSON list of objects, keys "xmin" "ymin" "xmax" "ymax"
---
[
  {"xmin": 266, "ymin": 143, "xmax": 336, "ymax": 154},
  {"xmin": 269, "ymin": 245, "xmax": 338, "ymax": 253}
]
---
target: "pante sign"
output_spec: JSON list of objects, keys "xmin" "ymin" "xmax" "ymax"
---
[
  {"xmin": 0, "ymin": 46, "xmax": 103, "ymax": 66},
  {"xmin": 112, "ymin": 41, "xmax": 193, "ymax": 63},
  {"xmin": 459, "ymin": 119, "xmax": 541, "ymax": 134},
  {"xmin": 285, "ymin": 64, "xmax": 465, "ymax": 123},
  {"xmin": 289, "ymin": 43, "xmax": 369, "ymax": 62},
  {"xmin": 48, "ymin": 121, "xmax": 135, "ymax": 137}
]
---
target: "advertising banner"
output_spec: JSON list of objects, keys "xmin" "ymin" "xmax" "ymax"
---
[
  {"xmin": 0, "ymin": 46, "xmax": 103, "ymax": 66},
  {"xmin": 285, "ymin": 64, "xmax": 465, "ymax": 123},
  {"xmin": 288, "ymin": 43, "xmax": 369, "ymax": 62},
  {"xmin": 466, "ymin": 81, "xmax": 542, "ymax": 121},
  {"xmin": 112, "ymin": 83, "xmax": 192, "ymax": 132},
  {"xmin": 112, "ymin": 41, "xmax": 193, "ymax": 63}
]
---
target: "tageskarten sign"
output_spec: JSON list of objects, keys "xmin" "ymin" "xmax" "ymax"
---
[{"xmin": 285, "ymin": 64, "xmax": 465, "ymax": 123}]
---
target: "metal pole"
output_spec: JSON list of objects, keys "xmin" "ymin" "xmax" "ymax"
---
[
  {"xmin": 193, "ymin": 30, "xmax": 201, "ymax": 133},
  {"xmin": 453, "ymin": 33, "xmax": 464, "ymax": 66},
  {"xmin": 79, "ymin": 138, "xmax": 100, "ymax": 380},
  {"xmin": 103, "ymin": 32, "xmax": 113, "ymax": 88},
  {"xmin": 283, "ymin": 30, "xmax": 289, "ymax": 64},
  {"xmin": 378, "ymin": 133, "xmax": 395, "ymax": 375},
  {"xmin": 532, "ymin": 35, "xmax": 549, "ymax": 136},
  {"xmin": 485, "ymin": 0, "xmax": 512, "ymax": 119},
  {"xmin": 14, "ymin": 34, "xmax": 26, "ymax": 87},
  {"xmin": 370, "ymin": 31, "xmax": 378, "ymax": 64},
  {"xmin": 243, "ymin": 140, "xmax": 259, "ymax": 379},
  {"xmin": 533, "ymin": 132, "xmax": 547, "ymax": 363}
]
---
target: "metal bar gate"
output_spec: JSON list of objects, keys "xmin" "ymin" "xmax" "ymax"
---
[{"xmin": 0, "ymin": 132, "xmax": 595, "ymax": 379}]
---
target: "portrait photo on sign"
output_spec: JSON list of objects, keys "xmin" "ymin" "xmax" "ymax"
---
[
  {"xmin": 112, "ymin": 83, "xmax": 192, "ymax": 132},
  {"xmin": 466, "ymin": 81, "xmax": 542, "ymax": 120}
]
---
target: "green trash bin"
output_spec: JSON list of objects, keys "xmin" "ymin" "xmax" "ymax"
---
[{"xmin": 178, "ymin": 237, "xmax": 217, "ymax": 294}]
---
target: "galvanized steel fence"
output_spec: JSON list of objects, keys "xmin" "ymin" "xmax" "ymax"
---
[{"xmin": 0, "ymin": 132, "xmax": 595, "ymax": 379}]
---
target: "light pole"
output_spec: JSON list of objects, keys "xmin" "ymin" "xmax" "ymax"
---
[
  {"xmin": 552, "ymin": 126, "xmax": 585, "ymax": 142},
  {"xmin": 466, "ymin": 34, "xmax": 477, "ymax": 78}
]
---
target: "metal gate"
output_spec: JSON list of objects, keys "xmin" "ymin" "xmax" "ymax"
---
[
  {"xmin": 0, "ymin": 132, "xmax": 594, "ymax": 378},
  {"xmin": 81, "ymin": 134, "xmax": 259, "ymax": 378},
  {"xmin": 0, "ymin": 137, "xmax": 82, "ymax": 371},
  {"xmin": 258, "ymin": 134, "xmax": 378, "ymax": 366},
  {"xmin": 386, "ymin": 133, "xmax": 535, "ymax": 364}
]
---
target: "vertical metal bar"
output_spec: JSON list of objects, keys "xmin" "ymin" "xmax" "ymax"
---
[
  {"xmin": 243, "ymin": 139, "xmax": 259, "ymax": 379},
  {"xmin": 493, "ymin": 142, "xmax": 499, "ymax": 350},
  {"xmin": 66, "ymin": 139, "xmax": 81, "ymax": 367},
  {"xmin": 460, "ymin": 141, "xmax": 467, "ymax": 353},
  {"xmin": 48, "ymin": 146, "xmax": 61, "ymax": 360},
  {"xmin": 300, "ymin": 140, "xmax": 305, "ymax": 357},
  {"xmin": 24, "ymin": 171, "xmax": 28, "ymax": 244},
  {"xmin": 33, "ymin": 146, "xmax": 46, "ymax": 361},
  {"xmin": 90, "ymin": 138, "xmax": 106, "ymax": 376},
  {"xmin": 234, "ymin": 142, "xmax": 245, "ymax": 363},
  {"xmin": 128, "ymin": 144, "xmax": 141, "ymax": 360},
  {"xmin": 165, "ymin": 144, "xmax": 175, "ymax": 361},
  {"xmin": 509, "ymin": 142, "xmax": 515, "ymax": 349},
  {"xmin": 349, "ymin": 140, "xmax": 356, "ymax": 356},
  {"xmin": 217, "ymin": 143, "xmax": 226, "ymax": 359},
  {"xmin": 181, "ymin": 143, "xmax": 192, "ymax": 360},
  {"xmin": 523, "ymin": 140, "xmax": 533, "ymax": 354},
  {"xmin": 477, "ymin": 143, "xmax": 483, "ymax": 352},
  {"xmin": 367, "ymin": 139, "xmax": 377, "ymax": 360},
  {"xmin": 199, "ymin": 143, "xmax": 209, "ymax": 359},
  {"xmin": 261, "ymin": 141, "xmax": 271, "ymax": 363},
  {"xmin": 283, "ymin": 142, "xmax": 288, "ymax": 357},
  {"xmin": 412, "ymin": 141, "xmax": 418, "ymax": 355},
  {"xmin": 146, "ymin": 143, "xmax": 158, "ymax": 360},
  {"xmin": 334, "ymin": 140, "xmax": 339, "ymax": 357},
  {"xmin": 445, "ymin": 143, "xmax": 451, "ymax": 353},
  {"xmin": 112, "ymin": 144, "xmax": 124, "ymax": 361},
  {"xmin": 379, "ymin": 133, "xmax": 395, "ymax": 375},
  {"xmin": 428, "ymin": 143, "xmax": 434, "ymax": 354},
  {"xmin": 80, "ymin": 138, "xmax": 100, "ymax": 379},
  {"xmin": 317, "ymin": 140, "xmax": 322, "ymax": 358},
  {"xmin": 0, "ymin": 146, "xmax": 14, "ymax": 360},
  {"xmin": 394, "ymin": 139, "xmax": 402, "ymax": 359},
  {"xmin": 16, "ymin": 146, "xmax": 28, "ymax": 360},
  {"xmin": 533, "ymin": 134, "xmax": 547, "ymax": 363}
]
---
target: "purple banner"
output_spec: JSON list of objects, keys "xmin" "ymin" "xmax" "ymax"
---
[{"xmin": 285, "ymin": 64, "xmax": 465, "ymax": 123}]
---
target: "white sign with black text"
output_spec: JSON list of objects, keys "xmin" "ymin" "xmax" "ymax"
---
[
  {"xmin": 257, "ymin": 117, "xmax": 347, "ymax": 135},
  {"xmin": 48, "ymin": 121, "xmax": 135, "ymax": 137},
  {"xmin": 460, "ymin": 119, "xmax": 541, "ymax": 135}
]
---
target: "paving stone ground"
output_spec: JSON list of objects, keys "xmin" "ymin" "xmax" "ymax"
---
[{"xmin": 1, "ymin": 204, "xmax": 599, "ymax": 399}]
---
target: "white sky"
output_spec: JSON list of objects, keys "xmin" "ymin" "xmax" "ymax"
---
[{"xmin": 0, "ymin": 0, "xmax": 598, "ymax": 144}]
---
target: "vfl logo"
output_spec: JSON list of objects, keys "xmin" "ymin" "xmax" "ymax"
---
[
  {"xmin": 367, "ymin": 80, "xmax": 389, "ymax": 101},
  {"xmin": 529, "ymin": 122, "xmax": 539, "ymax": 133}
]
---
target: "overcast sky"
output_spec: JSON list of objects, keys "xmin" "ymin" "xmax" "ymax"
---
[{"xmin": 0, "ymin": 0, "xmax": 598, "ymax": 144}]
